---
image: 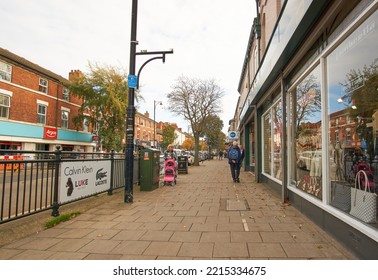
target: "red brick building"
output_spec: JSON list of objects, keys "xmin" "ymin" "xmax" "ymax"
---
[{"xmin": 0, "ymin": 48, "xmax": 94, "ymax": 154}]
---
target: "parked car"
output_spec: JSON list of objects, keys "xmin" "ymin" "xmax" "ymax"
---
[
  {"xmin": 187, "ymin": 152, "xmax": 194, "ymax": 165},
  {"xmin": 159, "ymin": 154, "xmax": 165, "ymax": 175}
]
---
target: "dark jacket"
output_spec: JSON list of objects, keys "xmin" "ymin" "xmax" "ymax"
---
[
  {"xmin": 228, "ymin": 146, "xmax": 242, "ymax": 165},
  {"xmin": 164, "ymin": 150, "xmax": 177, "ymax": 160},
  {"xmin": 240, "ymin": 149, "xmax": 245, "ymax": 163}
]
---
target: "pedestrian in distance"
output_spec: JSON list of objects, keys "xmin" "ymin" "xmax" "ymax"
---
[
  {"xmin": 218, "ymin": 150, "xmax": 223, "ymax": 160},
  {"xmin": 228, "ymin": 141, "xmax": 242, "ymax": 183}
]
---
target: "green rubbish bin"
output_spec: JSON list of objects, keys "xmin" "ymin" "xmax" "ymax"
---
[
  {"xmin": 177, "ymin": 155, "xmax": 188, "ymax": 174},
  {"xmin": 139, "ymin": 148, "xmax": 160, "ymax": 191}
]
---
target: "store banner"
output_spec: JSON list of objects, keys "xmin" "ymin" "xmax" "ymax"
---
[
  {"xmin": 59, "ymin": 160, "xmax": 111, "ymax": 203},
  {"xmin": 43, "ymin": 127, "xmax": 58, "ymax": 139}
]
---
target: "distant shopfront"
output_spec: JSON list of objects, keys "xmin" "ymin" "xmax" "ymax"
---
[{"xmin": 0, "ymin": 120, "xmax": 95, "ymax": 154}]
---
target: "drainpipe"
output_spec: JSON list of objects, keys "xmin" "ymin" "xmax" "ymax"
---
[
  {"xmin": 255, "ymin": 0, "xmax": 261, "ymax": 64},
  {"xmin": 55, "ymin": 84, "xmax": 59, "ymax": 128}
]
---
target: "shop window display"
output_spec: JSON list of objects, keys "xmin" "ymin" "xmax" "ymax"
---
[
  {"xmin": 263, "ymin": 112, "xmax": 272, "ymax": 176},
  {"xmin": 289, "ymin": 65, "xmax": 322, "ymax": 198},
  {"xmin": 327, "ymin": 10, "xmax": 377, "ymax": 224},
  {"xmin": 273, "ymin": 101, "xmax": 283, "ymax": 180},
  {"xmin": 262, "ymin": 99, "xmax": 283, "ymax": 181}
]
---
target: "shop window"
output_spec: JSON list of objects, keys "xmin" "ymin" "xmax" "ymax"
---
[
  {"xmin": 0, "ymin": 142, "xmax": 20, "ymax": 152},
  {"xmin": 0, "ymin": 60, "xmax": 12, "ymax": 82},
  {"xmin": 327, "ymin": 10, "xmax": 378, "ymax": 223},
  {"xmin": 289, "ymin": 65, "xmax": 322, "ymax": 198},
  {"xmin": 0, "ymin": 93, "xmax": 10, "ymax": 118},
  {"xmin": 273, "ymin": 101, "xmax": 283, "ymax": 180},
  {"xmin": 262, "ymin": 112, "xmax": 272, "ymax": 175},
  {"xmin": 262, "ymin": 98, "xmax": 283, "ymax": 180}
]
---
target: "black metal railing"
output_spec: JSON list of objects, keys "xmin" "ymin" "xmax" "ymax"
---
[{"xmin": 0, "ymin": 149, "xmax": 139, "ymax": 224}]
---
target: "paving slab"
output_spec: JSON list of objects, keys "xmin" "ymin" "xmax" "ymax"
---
[
  {"xmin": 0, "ymin": 159, "xmax": 357, "ymax": 260},
  {"xmin": 177, "ymin": 242, "xmax": 214, "ymax": 258}
]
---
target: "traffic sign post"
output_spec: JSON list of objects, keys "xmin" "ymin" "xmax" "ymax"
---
[{"xmin": 128, "ymin": 75, "xmax": 138, "ymax": 89}]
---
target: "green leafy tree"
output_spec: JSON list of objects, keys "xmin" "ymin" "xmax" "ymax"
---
[
  {"xmin": 344, "ymin": 62, "xmax": 378, "ymax": 120},
  {"xmin": 162, "ymin": 124, "xmax": 176, "ymax": 150},
  {"xmin": 343, "ymin": 62, "xmax": 378, "ymax": 159},
  {"xmin": 202, "ymin": 115, "xmax": 224, "ymax": 152},
  {"xmin": 167, "ymin": 76, "xmax": 224, "ymax": 165},
  {"xmin": 65, "ymin": 63, "xmax": 141, "ymax": 152}
]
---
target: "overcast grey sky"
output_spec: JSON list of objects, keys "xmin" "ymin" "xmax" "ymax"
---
[{"xmin": 1, "ymin": 0, "xmax": 256, "ymax": 134}]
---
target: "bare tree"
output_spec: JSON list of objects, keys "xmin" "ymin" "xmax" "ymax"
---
[
  {"xmin": 295, "ymin": 74, "xmax": 321, "ymax": 138},
  {"xmin": 167, "ymin": 76, "xmax": 224, "ymax": 165}
]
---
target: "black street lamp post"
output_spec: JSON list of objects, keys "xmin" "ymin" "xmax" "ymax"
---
[
  {"xmin": 154, "ymin": 100, "xmax": 162, "ymax": 148},
  {"xmin": 125, "ymin": 0, "xmax": 173, "ymax": 203},
  {"xmin": 125, "ymin": 0, "xmax": 138, "ymax": 203}
]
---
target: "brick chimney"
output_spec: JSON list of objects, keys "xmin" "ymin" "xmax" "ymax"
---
[
  {"xmin": 144, "ymin": 111, "xmax": 150, "ymax": 118},
  {"xmin": 69, "ymin": 69, "xmax": 84, "ymax": 82}
]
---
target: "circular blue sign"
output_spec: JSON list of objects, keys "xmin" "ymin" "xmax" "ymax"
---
[{"xmin": 230, "ymin": 131, "xmax": 236, "ymax": 138}]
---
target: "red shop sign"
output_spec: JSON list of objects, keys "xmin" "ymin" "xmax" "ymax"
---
[{"xmin": 44, "ymin": 127, "xmax": 58, "ymax": 139}]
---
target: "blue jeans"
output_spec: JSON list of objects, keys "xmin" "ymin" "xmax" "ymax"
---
[{"xmin": 229, "ymin": 163, "xmax": 240, "ymax": 181}]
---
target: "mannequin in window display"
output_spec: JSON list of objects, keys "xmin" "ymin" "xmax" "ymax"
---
[{"xmin": 333, "ymin": 142, "xmax": 344, "ymax": 180}]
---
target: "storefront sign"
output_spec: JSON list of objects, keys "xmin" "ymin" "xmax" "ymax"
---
[
  {"xmin": 344, "ymin": 75, "xmax": 364, "ymax": 93},
  {"xmin": 43, "ymin": 127, "xmax": 57, "ymax": 139}
]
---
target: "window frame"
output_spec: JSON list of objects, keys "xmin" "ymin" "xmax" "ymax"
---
[
  {"xmin": 0, "ymin": 93, "xmax": 11, "ymax": 118},
  {"xmin": 62, "ymin": 87, "xmax": 70, "ymax": 101},
  {"xmin": 83, "ymin": 116, "xmax": 89, "ymax": 132},
  {"xmin": 61, "ymin": 109, "xmax": 69, "ymax": 129},
  {"xmin": 0, "ymin": 60, "xmax": 12, "ymax": 82},
  {"xmin": 37, "ymin": 104, "xmax": 47, "ymax": 124},
  {"xmin": 261, "ymin": 97, "xmax": 283, "ymax": 183},
  {"xmin": 38, "ymin": 77, "xmax": 48, "ymax": 94}
]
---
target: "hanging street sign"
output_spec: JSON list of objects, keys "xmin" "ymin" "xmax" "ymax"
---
[{"xmin": 229, "ymin": 131, "xmax": 238, "ymax": 139}]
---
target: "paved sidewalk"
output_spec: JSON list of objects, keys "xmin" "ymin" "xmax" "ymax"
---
[{"xmin": 0, "ymin": 158, "xmax": 356, "ymax": 260}]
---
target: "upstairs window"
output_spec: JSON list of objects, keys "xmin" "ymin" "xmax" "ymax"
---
[
  {"xmin": 61, "ymin": 110, "xmax": 69, "ymax": 128},
  {"xmin": 62, "ymin": 87, "xmax": 69, "ymax": 101},
  {"xmin": 0, "ymin": 61, "xmax": 12, "ymax": 82},
  {"xmin": 37, "ymin": 104, "xmax": 47, "ymax": 124},
  {"xmin": 0, "ymin": 93, "xmax": 10, "ymax": 118},
  {"xmin": 39, "ymin": 77, "xmax": 48, "ymax": 93},
  {"xmin": 83, "ymin": 116, "xmax": 89, "ymax": 132}
]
